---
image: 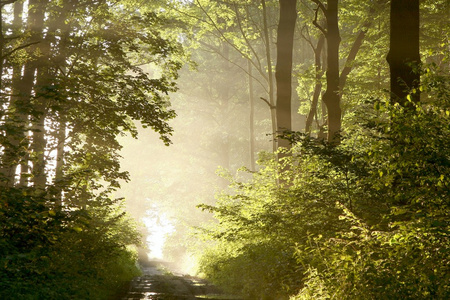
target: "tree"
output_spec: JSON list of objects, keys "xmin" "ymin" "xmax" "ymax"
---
[
  {"xmin": 313, "ymin": 0, "xmax": 342, "ymax": 144},
  {"xmin": 0, "ymin": 0, "xmax": 183, "ymax": 297},
  {"xmin": 261, "ymin": 0, "xmax": 277, "ymax": 152},
  {"xmin": 275, "ymin": 0, "xmax": 297, "ymax": 151},
  {"xmin": 303, "ymin": 34, "xmax": 325, "ymax": 136},
  {"xmin": 386, "ymin": 0, "xmax": 420, "ymax": 106}
]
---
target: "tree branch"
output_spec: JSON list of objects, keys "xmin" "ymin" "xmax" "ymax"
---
[
  {"xmin": 198, "ymin": 40, "xmax": 268, "ymax": 93},
  {"xmin": 260, "ymin": 97, "xmax": 276, "ymax": 109},
  {"xmin": 310, "ymin": 0, "xmax": 326, "ymax": 13},
  {"xmin": 1, "ymin": 41, "xmax": 40, "ymax": 59},
  {"xmin": 195, "ymin": 0, "xmax": 269, "ymax": 82},
  {"xmin": 312, "ymin": 4, "xmax": 327, "ymax": 36},
  {"xmin": 233, "ymin": 3, "xmax": 263, "ymax": 72}
]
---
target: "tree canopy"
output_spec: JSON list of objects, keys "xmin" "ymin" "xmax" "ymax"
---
[{"xmin": 1, "ymin": 0, "xmax": 182, "ymax": 298}]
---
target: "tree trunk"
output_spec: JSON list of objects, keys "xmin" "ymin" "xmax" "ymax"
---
[
  {"xmin": 30, "ymin": 0, "xmax": 51, "ymax": 190},
  {"xmin": 49, "ymin": 0, "xmax": 72, "ymax": 196},
  {"xmin": 54, "ymin": 117, "xmax": 66, "ymax": 208},
  {"xmin": 1, "ymin": 1, "xmax": 22, "ymax": 185},
  {"xmin": 339, "ymin": 0, "xmax": 381, "ymax": 97},
  {"xmin": 219, "ymin": 41, "xmax": 230, "ymax": 171},
  {"xmin": 261, "ymin": 0, "xmax": 277, "ymax": 152},
  {"xmin": 275, "ymin": 0, "xmax": 297, "ymax": 150},
  {"xmin": 31, "ymin": 70, "xmax": 48, "ymax": 189},
  {"xmin": 322, "ymin": 0, "xmax": 341, "ymax": 144},
  {"xmin": 386, "ymin": 0, "xmax": 420, "ymax": 105},
  {"xmin": 0, "ymin": 5, "xmax": 4, "ymax": 92},
  {"xmin": 305, "ymin": 35, "xmax": 325, "ymax": 135},
  {"xmin": 247, "ymin": 60, "xmax": 256, "ymax": 171},
  {"xmin": 339, "ymin": 29, "xmax": 366, "ymax": 97}
]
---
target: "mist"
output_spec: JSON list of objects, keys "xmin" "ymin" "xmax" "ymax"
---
[{"xmin": 117, "ymin": 53, "xmax": 274, "ymax": 273}]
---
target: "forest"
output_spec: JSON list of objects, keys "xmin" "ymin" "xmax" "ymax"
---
[{"xmin": 0, "ymin": 0, "xmax": 449, "ymax": 299}]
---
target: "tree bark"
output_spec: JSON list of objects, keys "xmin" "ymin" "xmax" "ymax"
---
[
  {"xmin": 275, "ymin": 0, "xmax": 297, "ymax": 150},
  {"xmin": 321, "ymin": 0, "xmax": 341, "ymax": 144},
  {"xmin": 54, "ymin": 117, "xmax": 66, "ymax": 208},
  {"xmin": 305, "ymin": 34, "xmax": 325, "ymax": 135},
  {"xmin": 31, "ymin": 68, "xmax": 48, "ymax": 189},
  {"xmin": 261, "ymin": 0, "xmax": 277, "ymax": 152},
  {"xmin": 247, "ymin": 60, "xmax": 256, "ymax": 171},
  {"xmin": 386, "ymin": 0, "xmax": 420, "ymax": 105}
]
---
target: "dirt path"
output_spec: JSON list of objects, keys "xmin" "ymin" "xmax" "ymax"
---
[{"xmin": 120, "ymin": 261, "xmax": 242, "ymax": 300}]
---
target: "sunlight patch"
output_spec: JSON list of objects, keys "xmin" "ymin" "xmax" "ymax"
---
[{"xmin": 143, "ymin": 203, "xmax": 175, "ymax": 259}]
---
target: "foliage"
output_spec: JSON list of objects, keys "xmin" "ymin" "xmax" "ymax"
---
[
  {"xmin": 0, "ymin": 187, "xmax": 141, "ymax": 300},
  {"xmin": 197, "ymin": 66, "xmax": 450, "ymax": 299},
  {"xmin": 198, "ymin": 240, "xmax": 300, "ymax": 299},
  {"xmin": 0, "ymin": 0, "xmax": 183, "ymax": 298}
]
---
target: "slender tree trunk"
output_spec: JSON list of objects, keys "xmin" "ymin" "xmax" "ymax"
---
[
  {"xmin": 12, "ymin": 0, "xmax": 30, "ymax": 187},
  {"xmin": 322, "ymin": 0, "xmax": 341, "ymax": 144},
  {"xmin": 386, "ymin": 0, "xmax": 420, "ymax": 105},
  {"xmin": 339, "ymin": 0, "xmax": 380, "ymax": 97},
  {"xmin": 261, "ymin": 0, "xmax": 277, "ymax": 152},
  {"xmin": 247, "ymin": 60, "xmax": 256, "ymax": 171},
  {"xmin": 0, "ymin": 6, "xmax": 4, "ymax": 93},
  {"xmin": 310, "ymin": 2, "xmax": 374, "ymax": 139},
  {"xmin": 30, "ymin": 0, "xmax": 51, "ymax": 190},
  {"xmin": 31, "ymin": 68, "xmax": 48, "ymax": 189},
  {"xmin": 275, "ymin": 0, "xmax": 297, "ymax": 150},
  {"xmin": 19, "ymin": 0, "xmax": 46, "ymax": 187},
  {"xmin": 1, "ymin": 3, "xmax": 13, "ymax": 185},
  {"xmin": 5, "ymin": 64, "xmax": 25, "ymax": 186},
  {"xmin": 54, "ymin": 117, "xmax": 66, "ymax": 208},
  {"xmin": 318, "ymin": 35, "xmax": 328, "ymax": 140},
  {"xmin": 17, "ymin": 62, "xmax": 36, "ymax": 186},
  {"xmin": 306, "ymin": 35, "xmax": 325, "ymax": 135},
  {"xmin": 220, "ymin": 42, "xmax": 230, "ymax": 171},
  {"xmin": 49, "ymin": 0, "xmax": 72, "ymax": 197},
  {"xmin": 339, "ymin": 29, "xmax": 366, "ymax": 96}
]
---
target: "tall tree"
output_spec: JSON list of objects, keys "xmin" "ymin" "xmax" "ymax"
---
[
  {"xmin": 313, "ymin": 0, "xmax": 341, "ymax": 144},
  {"xmin": 304, "ymin": 34, "xmax": 325, "ymax": 135},
  {"xmin": 275, "ymin": 0, "xmax": 297, "ymax": 150},
  {"xmin": 261, "ymin": 0, "xmax": 277, "ymax": 152},
  {"xmin": 247, "ymin": 60, "xmax": 256, "ymax": 171},
  {"xmin": 386, "ymin": 0, "xmax": 420, "ymax": 105}
]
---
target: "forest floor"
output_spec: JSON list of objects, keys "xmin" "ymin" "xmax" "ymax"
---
[{"xmin": 119, "ymin": 260, "xmax": 242, "ymax": 300}]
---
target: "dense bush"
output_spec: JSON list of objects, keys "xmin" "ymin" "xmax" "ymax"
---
[
  {"xmin": 197, "ymin": 68, "xmax": 449, "ymax": 299},
  {"xmin": 0, "ymin": 188, "xmax": 141, "ymax": 300}
]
